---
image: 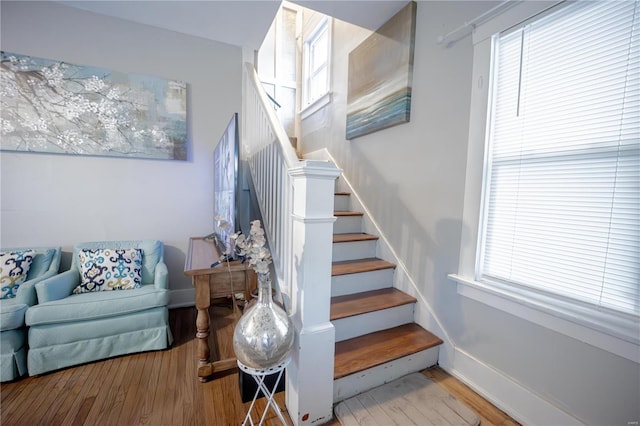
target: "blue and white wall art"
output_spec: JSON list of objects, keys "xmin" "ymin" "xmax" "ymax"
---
[
  {"xmin": 0, "ymin": 51, "xmax": 187, "ymax": 160},
  {"xmin": 346, "ymin": 2, "xmax": 416, "ymax": 140}
]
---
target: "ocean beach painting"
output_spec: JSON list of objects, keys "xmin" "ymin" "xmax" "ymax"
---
[{"xmin": 346, "ymin": 1, "xmax": 416, "ymax": 140}]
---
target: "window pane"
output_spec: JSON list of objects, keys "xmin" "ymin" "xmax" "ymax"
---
[
  {"xmin": 480, "ymin": 1, "xmax": 640, "ymax": 315},
  {"xmin": 311, "ymin": 28, "xmax": 328, "ymax": 73},
  {"xmin": 304, "ymin": 18, "xmax": 330, "ymax": 105},
  {"xmin": 310, "ymin": 66, "xmax": 327, "ymax": 101}
]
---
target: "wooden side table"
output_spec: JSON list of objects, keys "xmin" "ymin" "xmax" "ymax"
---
[{"xmin": 184, "ymin": 237, "xmax": 256, "ymax": 381}]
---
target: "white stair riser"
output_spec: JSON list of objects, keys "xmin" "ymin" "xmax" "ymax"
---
[
  {"xmin": 331, "ymin": 269, "xmax": 395, "ymax": 297},
  {"xmin": 333, "ymin": 304, "xmax": 414, "ymax": 342},
  {"xmin": 335, "ymin": 178, "xmax": 350, "ymax": 194},
  {"xmin": 332, "ymin": 240, "xmax": 377, "ymax": 262},
  {"xmin": 331, "ymin": 177, "xmax": 442, "ymax": 405},
  {"xmin": 333, "ymin": 347, "xmax": 440, "ymax": 403},
  {"xmin": 334, "ymin": 216, "xmax": 362, "ymax": 234},
  {"xmin": 334, "ymin": 195, "xmax": 350, "ymax": 212}
]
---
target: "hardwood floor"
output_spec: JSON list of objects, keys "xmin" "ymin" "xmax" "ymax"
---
[
  {"xmin": 1, "ymin": 305, "xmax": 517, "ymax": 425},
  {"xmin": 423, "ymin": 368, "xmax": 519, "ymax": 426}
]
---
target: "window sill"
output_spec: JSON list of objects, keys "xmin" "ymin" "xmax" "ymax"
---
[
  {"xmin": 448, "ymin": 273, "xmax": 640, "ymax": 364},
  {"xmin": 300, "ymin": 92, "xmax": 332, "ymax": 120}
]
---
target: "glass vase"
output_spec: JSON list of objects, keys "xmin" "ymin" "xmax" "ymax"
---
[{"xmin": 233, "ymin": 272, "xmax": 294, "ymax": 369}]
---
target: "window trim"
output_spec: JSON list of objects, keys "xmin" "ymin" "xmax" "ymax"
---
[
  {"xmin": 452, "ymin": 0, "xmax": 640, "ymax": 363},
  {"xmin": 450, "ymin": 274, "xmax": 640, "ymax": 363},
  {"xmin": 301, "ymin": 16, "xmax": 332, "ymax": 116},
  {"xmin": 300, "ymin": 91, "xmax": 331, "ymax": 120}
]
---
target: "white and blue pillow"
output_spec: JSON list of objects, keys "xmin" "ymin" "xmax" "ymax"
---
[
  {"xmin": 0, "ymin": 250, "xmax": 35, "ymax": 299},
  {"xmin": 74, "ymin": 248, "xmax": 143, "ymax": 294}
]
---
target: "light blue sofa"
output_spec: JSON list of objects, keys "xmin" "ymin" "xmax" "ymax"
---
[
  {"xmin": 25, "ymin": 240, "xmax": 173, "ymax": 376},
  {"xmin": 1, "ymin": 246, "xmax": 61, "ymax": 381}
]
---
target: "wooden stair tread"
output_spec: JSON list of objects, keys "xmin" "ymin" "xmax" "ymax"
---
[
  {"xmin": 334, "ymin": 211, "xmax": 364, "ymax": 217},
  {"xmin": 330, "ymin": 288, "xmax": 416, "ymax": 320},
  {"xmin": 333, "ymin": 233, "xmax": 379, "ymax": 243},
  {"xmin": 334, "ymin": 323, "xmax": 443, "ymax": 380},
  {"xmin": 332, "ymin": 258, "xmax": 396, "ymax": 276}
]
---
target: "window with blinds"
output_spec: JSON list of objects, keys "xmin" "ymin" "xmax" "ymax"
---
[
  {"xmin": 303, "ymin": 17, "xmax": 330, "ymax": 108},
  {"xmin": 479, "ymin": 1, "xmax": 639, "ymax": 316}
]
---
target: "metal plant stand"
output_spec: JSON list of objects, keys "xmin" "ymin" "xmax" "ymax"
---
[{"xmin": 238, "ymin": 357, "xmax": 290, "ymax": 426}]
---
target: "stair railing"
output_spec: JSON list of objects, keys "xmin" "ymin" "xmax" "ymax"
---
[
  {"xmin": 241, "ymin": 62, "xmax": 341, "ymax": 426},
  {"xmin": 242, "ymin": 62, "xmax": 298, "ymax": 298}
]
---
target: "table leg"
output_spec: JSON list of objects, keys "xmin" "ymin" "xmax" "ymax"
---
[
  {"xmin": 195, "ymin": 307, "xmax": 210, "ymax": 382},
  {"xmin": 195, "ymin": 275, "xmax": 211, "ymax": 382}
]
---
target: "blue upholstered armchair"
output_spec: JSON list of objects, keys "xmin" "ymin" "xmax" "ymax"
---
[
  {"xmin": 1, "ymin": 246, "xmax": 61, "ymax": 381},
  {"xmin": 25, "ymin": 240, "xmax": 173, "ymax": 376}
]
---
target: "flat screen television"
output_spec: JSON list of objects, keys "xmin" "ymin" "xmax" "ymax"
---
[{"xmin": 211, "ymin": 113, "xmax": 239, "ymax": 261}]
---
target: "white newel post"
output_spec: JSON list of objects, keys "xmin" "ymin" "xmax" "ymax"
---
[{"xmin": 286, "ymin": 160, "xmax": 342, "ymax": 426}]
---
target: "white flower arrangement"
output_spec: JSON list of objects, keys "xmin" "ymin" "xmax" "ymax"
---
[
  {"xmin": 231, "ymin": 220, "xmax": 272, "ymax": 276},
  {"xmin": 213, "ymin": 215, "xmax": 272, "ymax": 276},
  {"xmin": 213, "ymin": 217, "xmax": 273, "ymax": 309}
]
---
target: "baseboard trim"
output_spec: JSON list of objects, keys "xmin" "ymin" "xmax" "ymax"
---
[
  {"xmin": 169, "ymin": 288, "xmax": 195, "ymax": 309},
  {"xmin": 447, "ymin": 347, "xmax": 584, "ymax": 425}
]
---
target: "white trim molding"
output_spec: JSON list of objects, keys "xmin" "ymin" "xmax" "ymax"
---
[
  {"xmin": 300, "ymin": 91, "xmax": 332, "ymax": 119},
  {"xmin": 448, "ymin": 347, "xmax": 585, "ymax": 425},
  {"xmin": 450, "ymin": 274, "xmax": 640, "ymax": 364}
]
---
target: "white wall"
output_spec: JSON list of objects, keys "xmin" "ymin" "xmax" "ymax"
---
[
  {"xmin": 0, "ymin": 1, "xmax": 242, "ymax": 303},
  {"xmin": 299, "ymin": 2, "xmax": 640, "ymax": 425}
]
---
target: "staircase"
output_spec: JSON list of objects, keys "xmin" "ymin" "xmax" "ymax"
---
[
  {"xmin": 331, "ymin": 186, "xmax": 443, "ymax": 403},
  {"xmin": 243, "ymin": 61, "xmax": 442, "ymax": 422}
]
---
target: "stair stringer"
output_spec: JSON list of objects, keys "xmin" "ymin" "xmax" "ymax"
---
[{"xmin": 305, "ymin": 148, "xmax": 456, "ymax": 371}]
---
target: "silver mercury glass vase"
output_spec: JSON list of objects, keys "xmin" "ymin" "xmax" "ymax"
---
[{"xmin": 233, "ymin": 272, "xmax": 294, "ymax": 369}]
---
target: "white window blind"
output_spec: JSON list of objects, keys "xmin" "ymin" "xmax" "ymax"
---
[{"xmin": 479, "ymin": 1, "xmax": 640, "ymax": 315}]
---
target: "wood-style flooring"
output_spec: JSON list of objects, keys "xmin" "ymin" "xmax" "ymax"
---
[{"xmin": 0, "ymin": 305, "xmax": 517, "ymax": 425}]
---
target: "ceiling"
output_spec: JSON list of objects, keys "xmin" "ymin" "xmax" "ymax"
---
[
  {"xmin": 296, "ymin": 1, "xmax": 409, "ymax": 31},
  {"xmin": 55, "ymin": 0, "xmax": 411, "ymax": 50},
  {"xmin": 56, "ymin": 1, "xmax": 281, "ymax": 49}
]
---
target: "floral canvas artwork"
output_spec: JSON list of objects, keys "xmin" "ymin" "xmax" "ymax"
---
[
  {"xmin": 346, "ymin": 2, "xmax": 416, "ymax": 140},
  {"xmin": 0, "ymin": 51, "xmax": 187, "ymax": 160}
]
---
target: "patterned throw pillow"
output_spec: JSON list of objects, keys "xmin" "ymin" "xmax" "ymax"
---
[
  {"xmin": 0, "ymin": 250, "xmax": 35, "ymax": 299},
  {"xmin": 74, "ymin": 248, "xmax": 143, "ymax": 294}
]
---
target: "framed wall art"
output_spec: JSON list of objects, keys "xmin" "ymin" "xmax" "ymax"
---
[
  {"xmin": 346, "ymin": 2, "xmax": 416, "ymax": 140},
  {"xmin": 0, "ymin": 51, "xmax": 187, "ymax": 160}
]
